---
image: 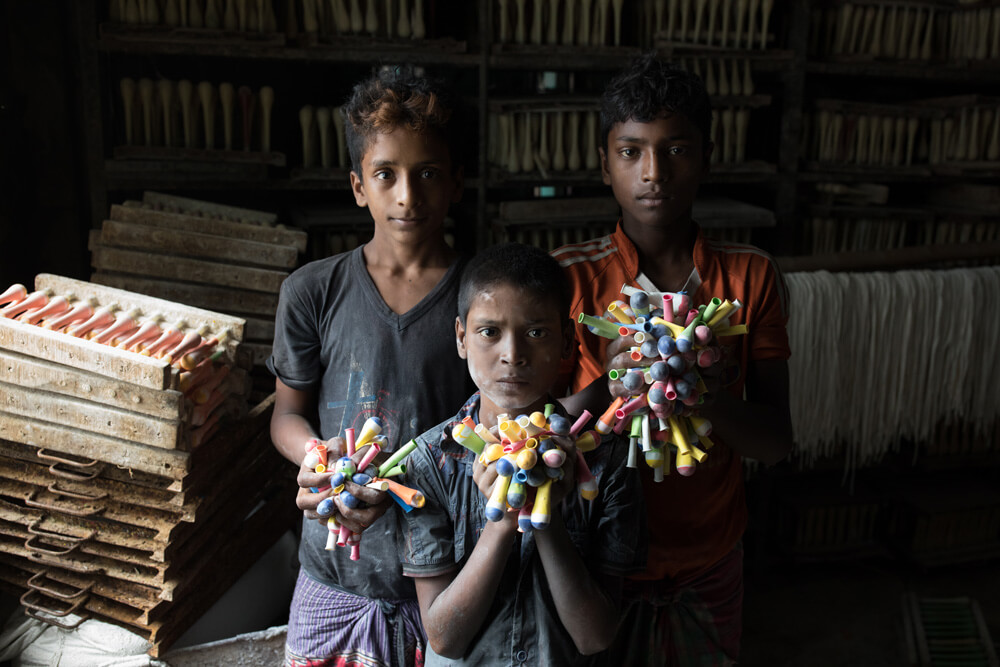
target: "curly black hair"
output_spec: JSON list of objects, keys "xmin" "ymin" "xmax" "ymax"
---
[
  {"xmin": 599, "ymin": 52, "xmax": 712, "ymax": 151},
  {"xmin": 341, "ymin": 65, "xmax": 463, "ymax": 178},
  {"xmin": 457, "ymin": 243, "xmax": 571, "ymax": 328}
]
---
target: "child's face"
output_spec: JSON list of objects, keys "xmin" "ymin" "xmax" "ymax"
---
[
  {"xmin": 455, "ymin": 284, "xmax": 572, "ymax": 425},
  {"xmin": 350, "ymin": 128, "xmax": 463, "ymax": 245},
  {"xmin": 600, "ymin": 112, "xmax": 711, "ymax": 232}
]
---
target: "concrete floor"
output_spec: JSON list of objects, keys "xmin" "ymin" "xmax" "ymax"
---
[
  {"xmin": 741, "ymin": 558, "xmax": 1000, "ymax": 666},
  {"xmin": 2, "ymin": 552, "xmax": 997, "ymax": 665}
]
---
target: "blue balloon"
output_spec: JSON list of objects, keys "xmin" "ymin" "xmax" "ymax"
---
[{"xmin": 317, "ymin": 497, "xmax": 335, "ymax": 517}]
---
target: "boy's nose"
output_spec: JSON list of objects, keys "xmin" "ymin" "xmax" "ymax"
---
[
  {"xmin": 396, "ymin": 174, "xmax": 420, "ymax": 208},
  {"xmin": 499, "ymin": 336, "xmax": 527, "ymax": 366},
  {"xmin": 642, "ymin": 153, "xmax": 667, "ymax": 182}
]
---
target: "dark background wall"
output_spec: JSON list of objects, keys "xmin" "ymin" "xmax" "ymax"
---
[{"xmin": 1, "ymin": 1, "xmax": 91, "ymax": 289}]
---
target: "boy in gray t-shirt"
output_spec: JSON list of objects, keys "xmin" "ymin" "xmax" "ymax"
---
[
  {"xmin": 268, "ymin": 66, "xmax": 475, "ymax": 666},
  {"xmin": 399, "ymin": 244, "xmax": 646, "ymax": 666}
]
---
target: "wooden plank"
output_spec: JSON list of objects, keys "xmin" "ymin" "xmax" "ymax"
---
[
  {"xmin": 141, "ymin": 191, "xmax": 278, "ymax": 225},
  {"xmin": 244, "ymin": 316, "xmax": 275, "ymax": 342},
  {"xmin": 90, "ymin": 244, "xmax": 288, "ymax": 294},
  {"xmin": 0, "ymin": 349, "xmax": 186, "ymax": 421},
  {"xmin": 0, "ymin": 456, "xmax": 188, "ymax": 513},
  {"xmin": 112, "ymin": 203, "xmax": 307, "ymax": 253},
  {"xmin": 112, "ymin": 145, "xmax": 286, "ymax": 167},
  {"xmin": 0, "ymin": 317, "xmax": 171, "ymax": 391},
  {"xmin": 777, "ymin": 241, "xmax": 1000, "ymax": 273},
  {"xmin": 99, "ymin": 220, "xmax": 299, "ymax": 269},
  {"xmin": 499, "ymin": 197, "xmax": 619, "ymax": 221},
  {"xmin": 0, "ymin": 413, "xmax": 189, "ymax": 480},
  {"xmin": 241, "ymin": 342, "xmax": 273, "ymax": 368},
  {"xmin": 0, "ymin": 380, "xmax": 186, "ymax": 450},
  {"xmin": 35, "ymin": 273, "xmax": 246, "ymax": 343},
  {"xmin": 91, "ymin": 272, "xmax": 279, "ymax": 319}
]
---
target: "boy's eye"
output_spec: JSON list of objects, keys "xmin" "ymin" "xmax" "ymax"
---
[
  {"xmin": 374, "ymin": 170, "xmax": 392, "ymax": 180},
  {"xmin": 527, "ymin": 328, "xmax": 548, "ymax": 339},
  {"xmin": 618, "ymin": 147, "xmax": 638, "ymax": 158},
  {"xmin": 420, "ymin": 168, "xmax": 439, "ymax": 179},
  {"xmin": 668, "ymin": 146, "xmax": 688, "ymax": 156},
  {"xmin": 478, "ymin": 327, "xmax": 499, "ymax": 338}
]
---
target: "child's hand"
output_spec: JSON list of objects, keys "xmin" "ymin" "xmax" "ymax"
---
[
  {"xmin": 331, "ymin": 447, "xmax": 392, "ymax": 534},
  {"xmin": 546, "ymin": 435, "xmax": 578, "ymax": 507},
  {"xmin": 695, "ymin": 344, "xmax": 737, "ymax": 408},
  {"xmin": 294, "ymin": 435, "xmax": 345, "ymax": 521},
  {"xmin": 604, "ymin": 334, "xmax": 643, "ymax": 399},
  {"xmin": 473, "ymin": 456, "xmax": 518, "ymax": 530},
  {"xmin": 296, "ymin": 465, "xmax": 334, "ymax": 521}
]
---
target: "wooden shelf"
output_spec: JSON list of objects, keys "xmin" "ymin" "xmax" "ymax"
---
[
  {"xmin": 776, "ymin": 240, "xmax": 1000, "ymax": 273},
  {"xmin": 112, "ymin": 146, "xmax": 285, "ymax": 166},
  {"xmin": 488, "ymin": 45, "xmax": 641, "ymax": 70},
  {"xmin": 806, "ymin": 59, "xmax": 1000, "ymax": 84},
  {"xmin": 800, "ymin": 164, "xmax": 1000, "ymax": 182},
  {"xmin": 105, "ymin": 159, "xmax": 269, "ymax": 190},
  {"xmin": 98, "ymin": 27, "xmax": 478, "ymax": 66}
]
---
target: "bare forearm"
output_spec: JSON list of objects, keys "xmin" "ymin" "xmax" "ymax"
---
[
  {"xmin": 270, "ymin": 411, "xmax": 318, "ymax": 466},
  {"xmin": 423, "ymin": 521, "xmax": 517, "ymax": 658},
  {"xmin": 534, "ymin": 513, "xmax": 619, "ymax": 655},
  {"xmin": 558, "ymin": 374, "xmax": 611, "ymax": 420},
  {"xmin": 699, "ymin": 389, "xmax": 792, "ymax": 465}
]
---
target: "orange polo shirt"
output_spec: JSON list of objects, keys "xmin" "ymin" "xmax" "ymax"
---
[{"xmin": 552, "ymin": 221, "xmax": 790, "ymax": 581}]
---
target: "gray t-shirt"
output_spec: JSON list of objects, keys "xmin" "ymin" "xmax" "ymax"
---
[
  {"xmin": 401, "ymin": 395, "xmax": 647, "ymax": 666},
  {"xmin": 268, "ymin": 245, "xmax": 475, "ymax": 600}
]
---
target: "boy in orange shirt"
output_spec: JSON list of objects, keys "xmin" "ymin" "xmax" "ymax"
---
[{"xmin": 553, "ymin": 54, "xmax": 793, "ymax": 665}]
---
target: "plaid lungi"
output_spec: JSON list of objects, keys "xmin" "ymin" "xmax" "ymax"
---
[{"xmin": 285, "ymin": 570, "xmax": 426, "ymax": 667}]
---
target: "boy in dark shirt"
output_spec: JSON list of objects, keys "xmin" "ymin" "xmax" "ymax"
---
[
  {"xmin": 399, "ymin": 243, "xmax": 646, "ymax": 666},
  {"xmin": 268, "ymin": 66, "xmax": 475, "ymax": 666}
]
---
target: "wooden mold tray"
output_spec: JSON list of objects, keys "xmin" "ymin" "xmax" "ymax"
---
[
  {"xmin": 0, "ymin": 473, "xmax": 297, "ymax": 656},
  {"xmin": 0, "ymin": 463, "xmax": 294, "ymax": 596}
]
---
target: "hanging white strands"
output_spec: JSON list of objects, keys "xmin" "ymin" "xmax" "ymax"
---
[{"xmin": 784, "ymin": 266, "xmax": 1000, "ymax": 478}]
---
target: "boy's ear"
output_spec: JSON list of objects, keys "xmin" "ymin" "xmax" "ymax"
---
[
  {"xmin": 455, "ymin": 316, "xmax": 469, "ymax": 359},
  {"xmin": 599, "ymin": 147, "xmax": 611, "ymax": 186},
  {"xmin": 350, "ymin": 170, "xmax": 368, "ymax": 208},
  {"xmin": 560, "ymin": 318, "xmax": 574, "ymax": 359}
]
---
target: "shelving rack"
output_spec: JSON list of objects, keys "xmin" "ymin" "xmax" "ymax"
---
[{"xmin": 69, "ymin": 0, "xmax": 1000, "ymax": 270}]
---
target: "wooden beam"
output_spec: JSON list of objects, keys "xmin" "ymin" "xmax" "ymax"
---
[
  {"xmin": 35, "ymin": 273, "xmax": 246, "ymax": 343},
  {"xmin": 141, "ymin": 191, "xmax": 278, "ymax": 225},
  {"xmin": 0, "ymin": 317, "xmax": 171, "ymax": 391},
  {"xmin": 112, "ymin": 203, "xmax": 307, "ymax": 253},
  {"xmin": 0, "ymin": 413, "xmax": 189, "ymax": 480},
  {"xmin": 0, "ymin": 380, "xmax": 187, "ymax": 450},
  {"xmin": 89, "ymin": 244, "xmax": 288, "ymax": 294},
  {"xmin": 0, "ymin": 349, "xmax": 186, "ymax": 421},
  {"xmin": 91, "ymin": 272, "xmax": 279, "ymax": 318},
  {"xmin": 99, "ymin": 220, "xmax": 299, "ymax": 269}
]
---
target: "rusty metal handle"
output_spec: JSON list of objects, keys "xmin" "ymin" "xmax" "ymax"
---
[
  {"xmin": 24, "ymin": 490, "xmax": 102, "ymax": 517},
  {"xmin": 25, "ymin": 534, "xmax": 82, "ymax": 556},
  {"xmin": 24, "ymin": 605, "xmax": 87, "ymax": 630},
  {"xmin": 47, "ymin": 463, "xmax": 100, "ymax": 481},
  {"xmin": 27, "ymin": 570, "xmax": 93, "ymax": 600},
  {"xmin": 36, "ymin": 449, "xmax": 102, "ymax": 470},
  {"xmin": 46, "ymin": 481, "xmax": 108, "ymax": 501},
  {"xmin": 26, "ymin": 518, "xmax": 94, "ymax": 543},
  {"xmin": 20, "ymin": 588, "xmax": 88, "ymax": 618}
]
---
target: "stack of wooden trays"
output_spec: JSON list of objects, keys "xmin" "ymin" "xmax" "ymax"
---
[
  {"xmin": 88, "ymin": 190, "xmax": 308, "ymax": 401},
  {"xmin": 0, "ymin": 275, "xmax": 297, "ymax": 656}
]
